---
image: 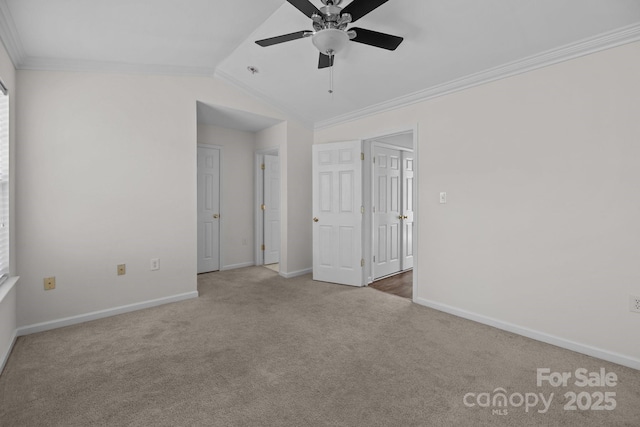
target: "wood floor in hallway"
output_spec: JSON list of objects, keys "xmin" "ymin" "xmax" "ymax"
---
[{"xmin": 369, "ymin": 270, "xmax": 412, "ymax": 299}]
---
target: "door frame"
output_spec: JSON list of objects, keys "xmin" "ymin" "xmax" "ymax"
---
[
  {"xmin": 197, "ymin": 143, "xmax": 223, "ymax": 273},
  {"xmin": 254, "ymin": 147, "xmax": 280, "ymax": 267},
  {"xmin": 362, "ymin": 125, "xmax": 419, "ymax": 301}
]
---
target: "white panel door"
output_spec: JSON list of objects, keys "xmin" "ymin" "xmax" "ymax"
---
[
  {"xmin": 402, "ymin": 151, "xmax": 415, "ymax": 270},
  {"xmin": 263, "ymin": 154, "xmax": 280, "ymax": 265},
  {"xmin": 373, "ymin": 146, "xmax": 402, "ymax": 279},
  {"xmin": 197, "ymin": 145, "xmax": 220, "ymax": 273},
  {"xmin": 312, "ymin": 141, "xmax": 363, "ymax": 287}
]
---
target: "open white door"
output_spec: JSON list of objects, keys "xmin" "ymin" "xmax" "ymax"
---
[
  {"xmin": 197, "ymin": 145, "xmax": 220, "ymax": 273},
  {"xmin": 402, "ymin": 151, "xmax": 415, "ymax": 270},
  {"xmin": 263, "ymin": 154, "xmax": 280, "ymax": 265},
  {"xmin": 312, "ymin": 141, "xmax": 363, "ymax": 287}
]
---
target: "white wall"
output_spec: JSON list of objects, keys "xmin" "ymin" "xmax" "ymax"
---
[
  {"xmin": 197, "ymin": 124, "xmax": 256, "ymax": 269},
  {"xmin": 315, "ymin": 41, "xmax": 640, "ymax": 365},
  {"xmin": 0, "ymin": 39, "xmax": 17, "ymax": 371},
  {"xmin": 14, "ymin": 69, "xmax": 305, "ymax": 328}
]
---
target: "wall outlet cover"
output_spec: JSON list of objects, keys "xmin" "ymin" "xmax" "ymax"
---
[
  {"xmin": 44, "ymin": 277, "xmax": 56, "ymax": 290},
  {"xmin": 117, "ymin": 264, "xmax": 126, "ymax": 276}
]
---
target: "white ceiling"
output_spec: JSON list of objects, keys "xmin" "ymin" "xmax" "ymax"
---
[{"xmin": 2, "ymin": 0, "xmax": 640, "ymax": 129}]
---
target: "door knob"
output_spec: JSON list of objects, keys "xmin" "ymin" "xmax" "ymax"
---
[
  {"xmin": 403, "ymin": 215, "xmax": 408, "ymax": 219},
  {"xmin": 398, "ymin": 215, "xmax": 404, "ymax": 220},
  {"xmin": 213, "ymin": 214, "xmax": 219, "ymax": 219},
  {"xmin": 313, "ymin": 217, "xmax": 319, "ymax": 222}
]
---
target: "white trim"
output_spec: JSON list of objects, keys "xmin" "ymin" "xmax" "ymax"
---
[
  {"xmin": 221, "ymin": 261, "xmax": 255, "ymax": 271},
  {"xmin": 415, "ymin": 297, "xmax": 640, "ymax": 371},
  {"xmin": 0, "ymin": 329, "xmax": 17, "ymax": 374},
  {"xmin": 0, "ymin": 276, "xmax": 18, "ymax": 303},
  {"xmin": 0, "ymin": 2, "xmax": 26, "ymax": 68},
  {"xmin": 19, "ymin": 57, "xmax": 215, "ymax": 77},
  {"xmin": 17, "ymin": 291, "xmax": 199, "ymax": 337},
  {"xmin": 314, "ymin": 23, "xmax": 640, "ymax": 130},
  {"xmin": 280, "ymin": 268, "xmax": 312, "ymax": 279}
]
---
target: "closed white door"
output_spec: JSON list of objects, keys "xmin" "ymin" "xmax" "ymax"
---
[
  {"xmin": 312, "ymin": 141, "xmax": 363, "ymax": 287},
  {"xmin": 197, "ymin": 145, "xmax": 220, "ymax": 273},
  {"xmin": 373, "ymin": 146, "xmax": 402, "ymax": 279},
  {"xmin": 263, "ymin": 154, "xmax": 280, "ymax": 265},
  {"xmin": 402, "ymin": 151, "xmax": 415, "ymax": 270}
]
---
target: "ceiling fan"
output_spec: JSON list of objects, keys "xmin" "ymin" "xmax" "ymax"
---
[{"xmin": 255, "ymin": 0, "xmax": 403, "ymax": 69}]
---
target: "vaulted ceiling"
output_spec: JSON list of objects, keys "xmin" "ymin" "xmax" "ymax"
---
[{"xmin": 1, "ymin": 0, "xmax": 640, "ymax": 128}]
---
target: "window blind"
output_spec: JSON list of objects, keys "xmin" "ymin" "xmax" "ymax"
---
[{"xmin": 0, "ymin": 80, "xmax": 9, "ymax": 285}]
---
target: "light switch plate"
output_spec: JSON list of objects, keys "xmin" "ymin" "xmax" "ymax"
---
[{"xmin": 439, "ymin": 192, "xmax": 447, "ymax": 204}]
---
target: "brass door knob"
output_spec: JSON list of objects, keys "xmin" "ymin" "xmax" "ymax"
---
[
  {"xmin": 313, "ymin": 217, "xmax": 319, "ymax": 222},
  {"xmin": 398, "ymin": 215, "xmax": 404, "ymax": 220},
  {"xmin": 213, "ymin": 214, "xmax": 220, "ymax": 219}
]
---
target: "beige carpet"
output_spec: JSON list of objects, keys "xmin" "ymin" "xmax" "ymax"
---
[{"xmin": 1, "ymin": 267, "xmax": 638, "ymax": 426}]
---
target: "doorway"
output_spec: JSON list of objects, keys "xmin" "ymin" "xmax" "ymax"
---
[
  {"xmin": 370, "ymin": 143, "xmax": 414, "ymax": 281},
  {"xmin": 310, "ymin": 127, "xmax": 418, "ymax": 297}
]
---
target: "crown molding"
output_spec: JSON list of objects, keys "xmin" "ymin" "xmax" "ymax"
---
[
  {"xmin": 314, "ymin": 22, "xmax": 640, "ymax": 130},
  {"xmin": 17, "ymin": 56, "xmax": 216, "ymax": 77},
  {"xmin": 0, "ymin": 1, "xmax": 26, "ymax": 68},
  {"xmin": 214, "ymin": 68, "xmax": 314, "ymax": 129}
]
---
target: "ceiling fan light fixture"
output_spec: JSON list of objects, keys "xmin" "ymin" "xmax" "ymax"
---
[{"xmin": 312, "ymin": 28, "xmax": 349, "ymax": 56}]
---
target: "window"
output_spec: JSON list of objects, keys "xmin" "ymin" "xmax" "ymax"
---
[{"xmin": 0, "ymin": 79, "xmax": 9, "ymax": 285}]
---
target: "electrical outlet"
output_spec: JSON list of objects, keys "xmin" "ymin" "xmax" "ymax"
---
[
  {"xmin": 117, "ymin": 264, "xmax": 126, "ymax": 276},
  {"xmin": 44, "ymin": 277, "xmax": 56, "ymax": 290},
  {"xmin": 630, "ymin": 296, "xmax": 640, "ymax": 313},
  {"xmin": 150, "ymin": 258, "xmax": 160, "ymax": 271}
]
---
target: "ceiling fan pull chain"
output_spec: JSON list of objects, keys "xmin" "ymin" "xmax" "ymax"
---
[
  {"xmin": 328, "ymin": 50, "xmax": 334, "ymax": 95},
  {"xmin": 329, "ymin": 61, "xmax": 334, "ymax": 94}
]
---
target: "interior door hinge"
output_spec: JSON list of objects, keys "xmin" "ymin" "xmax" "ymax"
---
[
  {"xmin": 373, "ymin": 256, "xmax": 376, "ymax": 262},
  {"xmin": 361, "ymin": 206, "xmax": 364, "ymax": 214},
  {"xmin": 361, "ymin": 258, "xmax": 365, "ymax": 267},
  {"xmin": 261, "ymin": 244, "xmax": 265, "ymax": 251},
  {"xmin": 261, "ymin": 163, "xmax": 265, "ymax": 170},
  {"xmin": 361, "ymin": 152, "xmax": 364, "ymax": 161},
  {"xmin": 261, "ymin": 204, "xmax": 266, "ymax": 211}
]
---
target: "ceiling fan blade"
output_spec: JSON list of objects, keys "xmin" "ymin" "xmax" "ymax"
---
[
  {"xmin": 255, "ymin": 31, "xmax": 310, "ymax": 47},
  {"xmin": 350, "ymin": 27, "xmax": 403, "ymax": 50},
  {"xmin": 341, "ymin": 0, "xmax": 389, "ymax": 22},
  {"xmin": 318, "ymin": 53, "xmax": 334, "ymax": 69},
  {"xmin": 287, "ymin": 0, "xmax": 322, "ymax": 18}
]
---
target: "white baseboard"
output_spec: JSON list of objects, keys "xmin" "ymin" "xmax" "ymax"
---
[
  {"xmin": 17, "ymin": 291, "xmax": 199, "ymax": 337},
  {"xmin": 0, "ymin": 329, "xmax": 17, "ymax": 375},
  {"xmin": 415, "ymin": 297, "xmax": 640, "ymax": 371},
  {"xmin": 221, "ymin": 262, "xmax": 255, "ymax": 271},
  {"xmin": 280, "ymin": 268, "xmax": 312, "ymax": 279}
]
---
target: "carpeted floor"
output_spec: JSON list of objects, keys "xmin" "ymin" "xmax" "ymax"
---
[{"xmin": 1, "ymin": 267, "xmax": 639, "ymax": 426}]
